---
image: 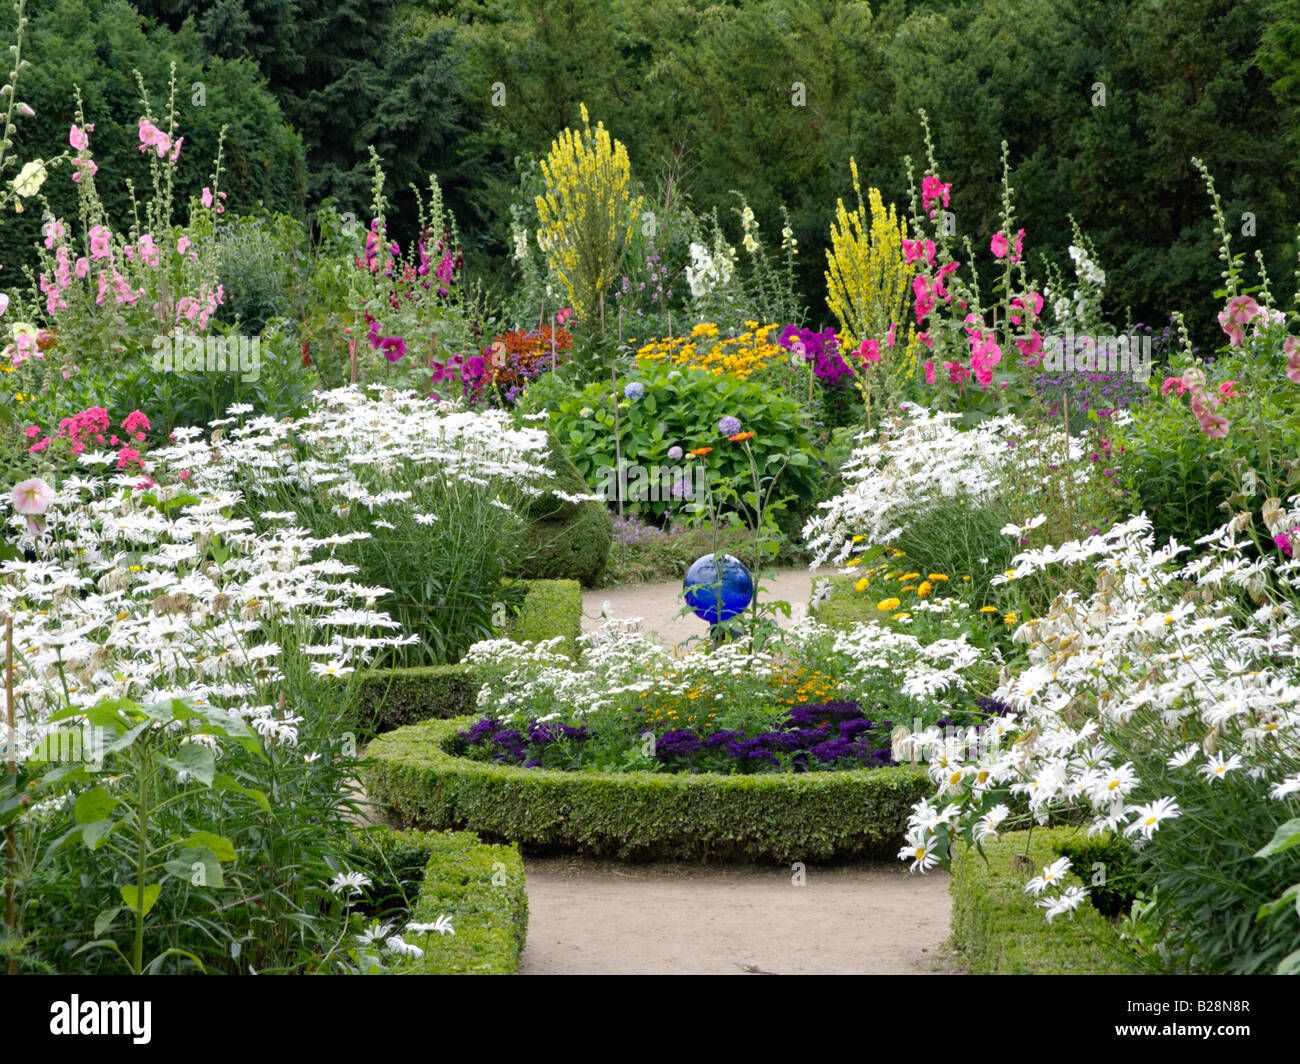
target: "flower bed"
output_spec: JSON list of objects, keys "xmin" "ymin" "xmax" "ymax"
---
[{"xmin": 362, "ymin": 716, "xmax": 932, "ymax": 861}]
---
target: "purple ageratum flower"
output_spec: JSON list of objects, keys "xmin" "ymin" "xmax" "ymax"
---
[
  {"xmin": 718, "ymin": 415, "xmax": 742, "ymax": 436},
  {"xmin": 624, "ymin": 382, "xmax": 646, "ymax": 401},
  {"xmin": 667, "ymin": 445, "xmax": 683, "ymax": 461}
]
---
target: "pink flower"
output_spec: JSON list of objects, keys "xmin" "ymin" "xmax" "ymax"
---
[
  {"xmin": 170, "ymin": 136, "xmax": 183, "ymax": 163},
  {"xmin": 1161, "ymin": 376, "xmax": 1187, "ymax": 397},
  {"xmin": 945, "ymin": 360, "xmax": 970, "ymax": 384},
  {"xmin": 12, "ymin": 477, "xmax": 54, "ymax": 516},
  {"xmin": 1016, "ymin": 330, "xmax": 1043, "ymax": 358},
  {"xmin": 556, "ymin": 307, "xmax": 574, "ymax": 325},
  {"xmin": 886, "ymin": 322, "xmax": 898, "ymax": 348},
  {"xmin": 1198, "ymin": 411, "xmax": 1230, "ymax": 438},
  {"xmin": 177, "ymin": 237, "xmax": 191, "ymax": 255},
  {"xmin": 27, "ymin": 436, "xmax": 49, "ymax": 454},
  {"xmin": 1217, "ymin": 380, "xmax": 1238, "ymax": 399},
  {"xmin": 903, "ymin": 238, "xmax": 936, "ymax": 266},
  {"xmin": 917, "ymin": 331, "xmax": 933, "ymax": 348},
  {"xmin": 858, "ymin": 339, "xmax": 881, "ymax": 364},
  {"xmin": 74, "ymin": 257, "xmax": 88, "ymax": 279},
  {"xmin": 1217, "ymin": 310, "xmax": 1245, "ymax": 347},
  {"xmin": 89, "ymin": 225, "xmax": 112, "ymax": 260},
  {"xmin": 69, "ymin": 123, "xmax": 91, "ymax": 151},
  {"xmin": 921, "ymin": 175, "xmax": 951, "ymax": 216},
  {"xmin": 924, "ymin": 360, "xmax": 936, "ymax": 384},
  {"xmin": 1012, "ymin": 228, "xmax": 1025, "ymax": 263},
  {"xmin": 1276, "ymin": 531, "xmax": 1294, "ymax": 558},
  {"xmin": 122, "ymin": 410, "xmax": 150, "ymax": 434},
  {"xmin": 1223, "ymin": 295, "xmax": 1260, "ymax": 324},
  {"xmin": 201, "ymin": 187, "xmax": 214, "ymax": 209},
  {"xmin": 1285, "ymin": 337, "xmax": 1300, "ymax": 383},
  {"xmin": 990, "ymin": 232, "xmax": 1009, "ymax": 259}
]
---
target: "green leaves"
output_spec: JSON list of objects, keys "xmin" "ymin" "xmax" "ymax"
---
[
  {"xmin": 1254, "ymin": 817, "xmax": 1300, "ymax": 859},
  {"xmin": 120, "ymin": 883, "xmax": 162, "ymax": 918}
]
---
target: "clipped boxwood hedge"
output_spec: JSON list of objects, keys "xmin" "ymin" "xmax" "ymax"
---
[
  {"xmin": 949, "ymin": 827, "xmax": 1142, "ymax": 974},
  {"xmin": 502, "ymin": 578, "xmax": 581, "ymax": 652},
  {"xmin": 350, "ymin": 827, "xmax": 528, "ymax": 975},
  {"xmin": 362, "ymin": 716, "xmax": 933, "ymax": 861},
  {"xmin": 353, "ymin": 578, "xmax": 583, "ymax": 735},
  {"xmin": 810, "ymin": 573, "xmax": 872, "ymax": 631}
]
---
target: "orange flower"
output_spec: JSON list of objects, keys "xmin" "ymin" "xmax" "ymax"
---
[
  {"xmin": 728, "ymin": 431, "xmax": 755, "ymax": 442},
  {"xmin": 690, "ymin": 447, "xmax": 713, "ymax": 456}
]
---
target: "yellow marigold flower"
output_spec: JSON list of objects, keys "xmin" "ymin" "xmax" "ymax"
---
[
  {"xmin": 900, "ymin": 585, "xmax": 916, "ymax": 593},
  {"xmin": 846, "ymin": 558, "xmax": 862, "ymax": 567},
  {"xmin": 892, "ymin": 612, "xmax": 911, "ymax": 620},
  {"xmin": 928, "ymin": 574, "xmax": 948, "ymax": 582},
  {"xmin": 852, "ymin": 534, "xmax": 867, "ymax": 543},
  {"xmin": 900, "ymin": 572, "xmax": 920, "ymax": 581},
  {"xmin": 962, "ymin": 575, "xmax": 972, "ymax": 582},
  {"xmin": 917, "ymin": 581, "xmax": 933, "ymax": 597},
  {"xmin": 854, "ymin": 577, "xmax": 869, "ymax": 592},
  {"xmin": 1004, "ymin": 612, "xmax": 1018, "ymax": 625},
  {"xmin": 979, "ymin": 606, "xmax": 999, "ymax": 613},
  {"xmin": 876, "ymin": 597, "xmax": 901, "ymax": 611}
]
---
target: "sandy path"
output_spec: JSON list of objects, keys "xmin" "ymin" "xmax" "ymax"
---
[
  {"xmin": 519, "ymin": 858, "xmax": 959, "ymax": 975},
  {"xmin": 583, "ymin": 567, "xmax": 836, "ymax": 648}
]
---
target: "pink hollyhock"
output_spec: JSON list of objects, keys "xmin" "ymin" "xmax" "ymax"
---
[
  {"xmin": 1223, "ymin": 295, "xmax": 1260, "ymax": 324},
  {"xmin": 1198, "ymin": 411, "xmax": 1230, "ymax": 438},
  {"xmin": 43, "ymin": 219, "xmax": 65, "ymax": 249},
  {"xmin": 1285, "ymin": 337, "xmax": 1300, "ymax": 383},
  {"xmin": 924, "ymin": 360, "xmax": 936, "ymax": 384},
  {"xmin": 69, "ymin": 123, "xmax": 92, "ymax": 151},
  {"xmin": 886, "ymin": 322, "xmax": 897, "ymax": 348},
  {"xmin": 74, "ymin": 256, "xmax": 88, "ymax": 279},
  {"xmin": 934, "ymin": 261, "xmax": 959, "ymax": 300},
  {"xmin": 177, "ymin": 237, "xmax": 191, "ymax": 255},
  {"xmin": 12, "ymin": 477, "xmax": 54, "ymax": 516},
  {"xmin": 921, "ymin": 175, "xmax": 951, "ymax": 215},
  {"xmin": 201, "ymin": 187, "xmax": 214, "ymax": 209},
  {"xmin": 1217, "ymin": 309, "xmax": 1245, "ymax": 347},
  {"xmin": 1217, "ymin": 380, "xmax": 1238, "ymax": 399},
  {"xmin": 945, "ymin": 361, "xmax": 970, "ymax": 384},
  {"xmin": 1012, "ymin": 228, "xmax": 1025, "ymax": 263},
  {"xmin": 917, "ymin": 332, "xmax": 933, "ymax": 348},
  {"xmin": 170, "ymin": 136, "xmax": 183, "ymax": 163},
  {"xmin": 89, "ymin": 225, "xmax": 112, "ymax": 260},
  {"xmin": 858, "ymin": 339, "xmax": 881, "ymax": 364},
  {"xmin": 1016, "ymin": 330, "xmax": 1043, "ymax": 358},
  {"xmin": 137, "ymin": 117, "xmax": 171, "ymax": 158},
  {"xmin": 902, "ymin": 239, "xmax": 936, "ymax": 266},
  {"xmin": 990, "ymin": 232, "xmax": 1009, "ymax": 259},
  {"xmin": 556, "ymin": 307, "xmax": 574, "ymax": 325}
]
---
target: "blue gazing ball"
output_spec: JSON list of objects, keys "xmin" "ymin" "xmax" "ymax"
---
[{"xmin": 683, "ymin": 553, "xmax": 754, "ymax": 624}]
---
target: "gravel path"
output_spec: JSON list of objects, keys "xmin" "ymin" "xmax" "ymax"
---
[
  {"xmin": 520, "ymin": 858, "xmax": 959, "ymax": 975},
  {"xmin": 583, "ymin": 567, "xmax": 836, "ymax": 648}
]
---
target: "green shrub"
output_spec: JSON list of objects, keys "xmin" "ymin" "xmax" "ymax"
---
[
  {"xmin": 349, "ymin": 828, "xmax": 528, "ymax": 975},
  {"xmin": 354, "ymin": 663, "xmax": 480, "ymax": 735},
  {"xmin": 504, "ymin": 578, "xmax": 581, "ymax": 651},
  {"xmin": 547, "ymin": 361, "xmax": 821, "ymax": 528},
  {"xmin": 949, "ymin": 827, "xmax": 1141, "ymax": 974},
  {"xmin": 809, "ymin": 574, "xmax": 872, "ymax": 630},
  {"xmin": 362, "ymin": 716, "xmax": 933, "ymax": 861},
  {"xmin": 517, "ymin": 433, "xmax": 612, "ymax": 587},
  {"xmin": 1053, "ymin": 833, "xmax": 1145, "ymax": 919}
]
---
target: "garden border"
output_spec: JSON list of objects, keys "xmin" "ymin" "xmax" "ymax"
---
[{"xmin": 362, "ymin": 716, "xmax": 933, "ymax": 862}]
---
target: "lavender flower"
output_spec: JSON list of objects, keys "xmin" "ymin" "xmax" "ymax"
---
[
  {"xmin": 667, "ymin": 445, "xmax": 684, "ymax": 461},
  {"xmin": 624, "ymin": 382, "xmax": 646, "ymax": 401}
]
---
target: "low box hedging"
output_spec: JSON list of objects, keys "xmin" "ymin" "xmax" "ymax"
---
[
  {"xmin": 949, "ymin": 827, "xmax": 1142, "ymax": 974},
  {"xmin": 502, "ymin": 578, "xmax": 581, "ymax": 652},
  {"xmin": 810, "ymin": 574, "xmax": 871, "ymax": 630},
  {"xmin": 349, "ymin": 827, "xmax": 528, "ymax": 975},
  {"xmin": 353, "ymin": 578, "xmax": 583, "ymax": 734},
  {"xmin": 362, "ymin": 716, "xmax": 933, "ymax": 862}
]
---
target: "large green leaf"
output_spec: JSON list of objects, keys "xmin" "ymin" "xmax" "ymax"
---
[{"xmin": 120, "ymin": 883, "xmax": 162, "ymax": 917}]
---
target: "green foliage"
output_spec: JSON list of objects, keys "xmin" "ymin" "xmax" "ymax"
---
[
  {"xmin": 808, "ymin": 574, "xmax": 871, "ymax": 631},
  {"xmin": 949, "ymin": 827, "xmax": 1143, "ymax": 974},
  {"xmin": 516, "ymin": 433, "xmax": 612, "ymax": 587},
  {"xmin": 1053, "ymin": 833, "xmax": 1144, "ymax": 918},
  {"xmin": 547, "ymin": 361, "xmax": 820, "ymax": 528},
  {"xmin": 504, "ymin": 578, "xmax": 582, "ymax": 652},
  {"xmin": 214, "ymin": 212, "xmax": 312, "ymax": 332},
  {"xmin": 353, "ymin": 663, "xmax": 480, "ymax": 735},
  {"xmin": 363, "ymin": 715, "xmax": 933, "ymax": 861},
  {"xmin": 348, "ymin": 828, "xmax": 528, "ymax": 975}
]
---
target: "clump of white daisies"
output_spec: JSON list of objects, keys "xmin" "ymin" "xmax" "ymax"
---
[
  {"xmin": 896, "ymin": 504, "xmax": 1300, "ymax": 923},
  {"xmin": 803, "ymin": 405, "xmax": 1089, "ymax": 568}
]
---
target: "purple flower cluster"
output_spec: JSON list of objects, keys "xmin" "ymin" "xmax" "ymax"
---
[
  {"xmin": 777, "ymin": 325, "xmax": 855, "ymax": 386},
  {"xmin": 458, "ymin": 717, "xmax": 590, "ymax": 768}
]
